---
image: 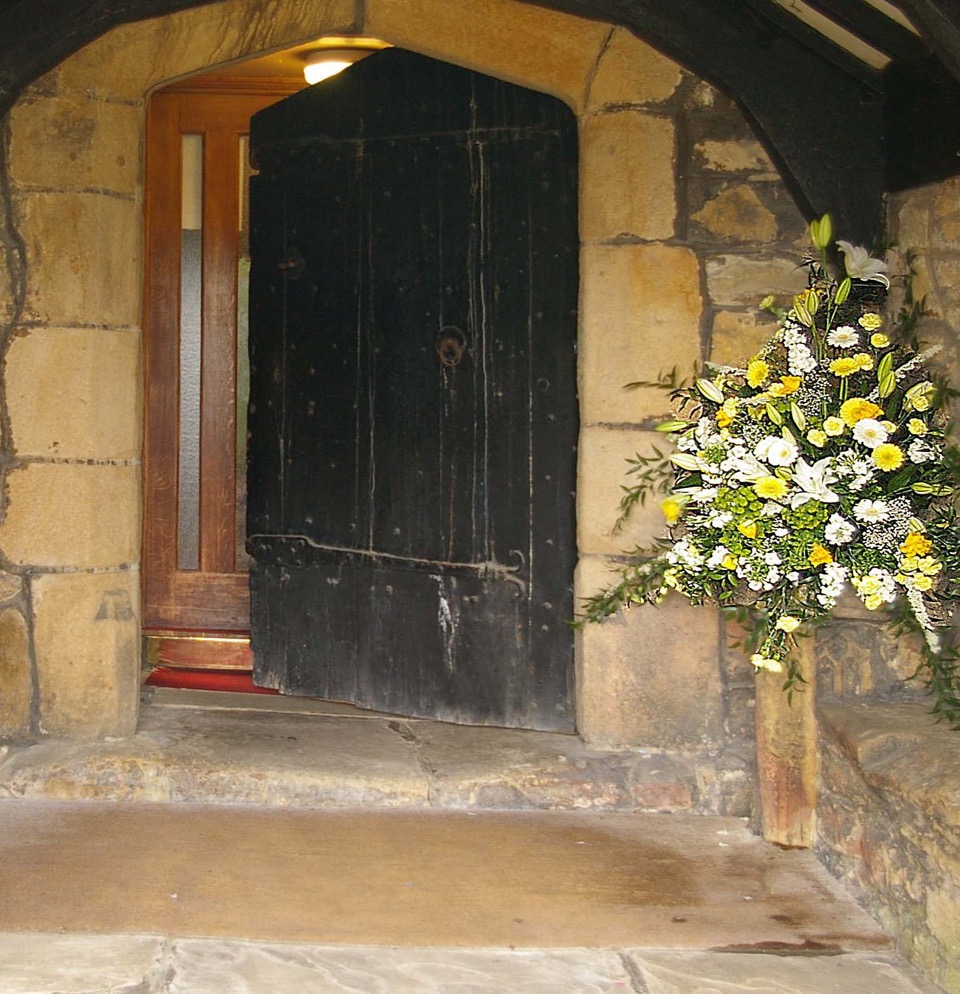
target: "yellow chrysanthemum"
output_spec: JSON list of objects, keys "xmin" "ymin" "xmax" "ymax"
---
[
  {"xmin": 859, "ymin": 313, "xmax": 883, "ymax": 331},
  {"xmin": 746, "ymin": 359, "xmax": 770, "ymax": 388},
  {"xmin": 809, "ymin": 543, "xmax": 833, "ymax": 566},
  {"xmin": 900, "ymin": 532, "xmax": 932, "ymax": 557},
  {"xmin": 754, "ymin": 476, "xmax": 788, "ymax": 501},
  {"xmin": 872, "ymin": 443, "xmax": 905, "ymax": 471},
  {"xmin": 839, "ymin": 398, "xmax": 883, "ymax": 426},
  {"xmin": 661, "ymin": 497, "xmax": 683, "ymax": 526},
  {"xmin": 830, "ymin": 357, "xmax": 860, "ymax": 378},
  {"xmin": 870, "ymin": 332, "xmax": 890, "ymax": 348}
]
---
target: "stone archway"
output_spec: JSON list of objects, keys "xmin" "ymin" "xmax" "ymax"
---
[{"xmin": 0, "ymin": 0, "xmax": 806, "ymax": 812}]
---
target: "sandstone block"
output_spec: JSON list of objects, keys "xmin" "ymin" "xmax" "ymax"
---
[
  {"xmin": 705, "ymin": 254, "xmax": 805, "ymax": 308},
  {"xmin": 19, "ymin": 192, "xmax": 141, "ymax": 327},
  {"xmin": 889, "ymin": 189, "xmax": 932, "ymax": 253},
  {"xmin": 9, "ymin": 94, "xmax": 141, "ymax": 194},
  {"xmin": 576, "ymin": 556, "xmax": 724, "ymax": 750},
  {"xmin": 694, "ymin": 138, "xmax": 777, "ymax": 176},
  {"xmin": 6, "ymin": 327, "xmax": 140, "ymax": 460},
  {"xmin": 577, "ymin": 426, "xmax": 668, "ymax": 556},
  {"xmin": 0, "ymin": 606, "xmax": 33, "ymax": 738},
  {"xmin": 580, "ymin": 243, "xmax": 702, "ymax": 423},
  {"xmin": 57, "ymin": 0, "xmax": 354, "ymax": 100},
  {"xmin": 365, "ymin": 0, "xmax": 608, "ymax": 111},
  {"xmin": 691, "ymin": 184, "xmax": 778, "ymax": 243},
  {"xmin": 585, "ymin": 27, "xmax": 681, "ymax": 109},
  {"xmin": 0, "ymin": 463, "xmax": 139, "ymax": 569},
  {"xmin": 32, "ymin": 571, "xmax": 140, "ymax": 739},
  {"xmin": 932, "ymin": 176, "xmax": 960, "ymax": 249},
  {"xmin": 710, "ymin": 308, "xmax": 778, "ymax": 367},
  {"xmin": 579, "ymin": 111, "xmax": 675, "ymax": 242}
]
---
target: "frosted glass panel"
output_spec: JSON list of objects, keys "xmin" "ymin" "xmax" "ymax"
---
[
  {"xmin": 236, "ymin": 135, "xmax": 255, "ymax": 570},
  {"xmin": 178, "ymin": 133, "xmax": 203, "ymax": 571}
]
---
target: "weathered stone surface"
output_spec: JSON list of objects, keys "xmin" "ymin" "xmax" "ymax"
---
[
  {"xmin": 694, "ymin": 137, "xmax": 778, "ymax": 175},
  {"xmin": 629, "ymin": 951, "xmax": 939, "ymax": 994},
  {"xmin": 32, "ymin": 570, "xmax": 140, "ymax": 739},
  {"xmin": 0, "ymin": 463, "xmax": 138, "ymax": 568},
  {"xmin": 0, "ymin": 933, "xmax": 165, "ymax": 994},
  {"xmin": 19, "ymin": 191, "xmax": 141, "ymax": 326},
  {"xmin": 585, "ymin": 26, "xmax": 682, "ymax": 109},
  {"xmin": 0, "ymin": 571, "xmax": 21, "ymax": 604},
  {"xmin": 580, "ymin": 243, "xmax": 702, "ymax": 424},
  {"xmin": 932, "ymin": 175, "xmax": 960, "ymax": 249},
  {"xmin": 816, "ymin": 701, "xmax": 960, "ymax": 991},
  {"xmin": 577, "ymin": 427, "xmax": 668, "ymax": 556},
  {"xmin": 705, "ymin": 254, "xmax": 806, "ymax": 307},
  {"xmin": 168, "ymin": 943, "xmax": 633, "ymax": 994},
  {"xmin": 411, "ymin": 718, "xmax": 695, "ymax": 811},
  {"xmin": 816, "ymin": 702, "xmax": 960, "ymax": 991},
  {"xmin": 816, "ymin": 614, "xmax": 926, "ymax": 701},
  {"xmin": 0, "ymin": 606, "xmax": 33, "ymax": 738},
  {"xmin": 691, "ymin": 184, "xmax": 778, "ymax": 243},
  {"xmin": 710, "ymin": 308, "xmax": 778, "ymax": 367},
  {"xmin": 6, "ymin": 327, "xmax": 140, "ymax": 460},
  {"xmin": 57, "ymin": 0, "xmax": 355, "ymax": 100},
  {"xmin": 366, "ymin": 0, "xmax": 609, "ymax": 111},
  {"xmin": 9, "ymin": 94, "xmax": 141, "ymax": 194},
  {"xmin": 580, "ymin": 110, "xmax": 676, "ymax": 242},
  {"xmin": 576, "ymin": 557, "xmax": 724, "ymax": 750}
]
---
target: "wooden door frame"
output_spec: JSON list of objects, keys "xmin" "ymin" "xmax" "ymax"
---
[{"xmin": 142, "ymin": 80, "xmax": 301, "ymax": 637}]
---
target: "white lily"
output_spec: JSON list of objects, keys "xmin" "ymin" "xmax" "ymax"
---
[
  {"xmin": 790, "ymin": 457, "xmax": 840, "ymax": 507},
  {"xmin": 727, "ymin": 453, "xmax": 768, "ymax": 483},
  {"xmin": 836, "ymin": 240, "xmax": 890, "ymax": 288}
]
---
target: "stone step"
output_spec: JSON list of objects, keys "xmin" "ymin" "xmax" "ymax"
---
[{"xmin": 0, "ymin": 688, "xmax": 701, "ymax": 812}]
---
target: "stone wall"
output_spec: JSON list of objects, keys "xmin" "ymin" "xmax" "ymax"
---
[{"xmin": 0, "ymin": 0, "xmax": 807, "ymax": 810}]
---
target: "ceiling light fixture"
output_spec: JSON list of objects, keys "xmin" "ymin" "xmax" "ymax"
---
[{"xmin": 299, "ymin": 39, "xmax": 388, "ymax": 85}]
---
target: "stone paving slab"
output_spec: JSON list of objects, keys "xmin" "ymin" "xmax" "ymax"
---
[{"xmin": 0, "ymin": 935, "xmax": 943, "ymax": 994}]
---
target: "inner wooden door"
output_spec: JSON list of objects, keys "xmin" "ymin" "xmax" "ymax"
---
[{"xmin": 142, "ymin": 82, "xmax": 300, "ymax": 667}]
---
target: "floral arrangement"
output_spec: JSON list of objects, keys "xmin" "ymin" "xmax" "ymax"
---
[{"xmin": 581, "ymin": 216, "xmax": 960, "ymax": 725}]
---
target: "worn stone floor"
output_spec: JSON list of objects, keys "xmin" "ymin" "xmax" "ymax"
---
[{"xmin": 0, "ymin": 689, "xmax": 946, "ymax": 992}]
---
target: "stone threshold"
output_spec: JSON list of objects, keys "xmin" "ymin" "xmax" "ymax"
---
[{"xmin": 0, "ymin": 688, "xmax": 700, "ymax": 811}]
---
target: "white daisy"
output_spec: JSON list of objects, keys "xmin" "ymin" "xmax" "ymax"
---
[
  {"xmin": 852, "ymin": 418, "xmax": 888, "ymax": 449},
  {"xmin": 853, "ymin": 499, "xmax": 889, "ymax": 523},
  {"xmin": 827, "ymin": 325, "xmax": 859, "ymax": 349}
]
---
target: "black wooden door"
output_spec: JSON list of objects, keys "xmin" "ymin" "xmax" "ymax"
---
[{"xmin": 247, "ymin": 49, "xmax": 578, "ymax": 731}]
